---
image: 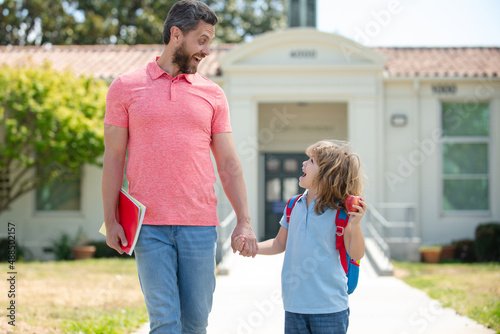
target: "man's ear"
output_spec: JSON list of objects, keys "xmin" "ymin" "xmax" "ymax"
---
[{"xmin": 170, "ymin": 26, "xmax": 183, "ymax": 44}]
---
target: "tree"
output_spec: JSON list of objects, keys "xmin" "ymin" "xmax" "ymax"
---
[
  {"xmin": 0, "ymin": 0, "xmax": 78, "ymax": 45},
  {"xmin": 0, "ymin": 64, "xmax": 108, "ymax": 213},
  {"xmin": 0, "ymin": 0, "xmax": 286, "ymax": 45},
  {"xmin": 215, "ymin": 0, "xmax": 286, "ymax": 43}
]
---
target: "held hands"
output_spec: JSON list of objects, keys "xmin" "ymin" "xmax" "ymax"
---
[
  {"xmin": 231, "ymin": 223, "xmax": 258, "ymax": 257},
  {"xmin": 346, "ymin": 198, "xmax": 367, "ymax": 225},
  {"xmin": 233, "ymin": 235, "xmax": 246, "ymax": 253}
]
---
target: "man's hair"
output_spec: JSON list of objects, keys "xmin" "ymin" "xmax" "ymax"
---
[
  {"xmin": 305, "ymin": 140, "xmax": 364, "ymax": 215},
  {"xmin": 163, "ymin": 0, "xmax": 218, "ymax": 45}
]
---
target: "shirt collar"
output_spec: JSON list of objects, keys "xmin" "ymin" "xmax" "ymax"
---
[
  {"xmin": 147, "ymin": 57, "xmax": 197, "ymax": 84},
  {"xmin": 299, "ymin": 190, "xmax": 309, "ymax": 203},
  {"xmin": 300, "ymin": 190, "xmax": 320, "ymax": 206}
]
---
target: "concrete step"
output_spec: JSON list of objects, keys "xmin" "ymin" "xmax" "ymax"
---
[{"xmin": 364, "ymin": 237, "xmax": 394, "ymax": 276}]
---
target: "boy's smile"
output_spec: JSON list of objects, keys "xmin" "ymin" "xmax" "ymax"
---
[{"xmin": 299, "ymin": 157, "xmax": 319, "ymax": 190}]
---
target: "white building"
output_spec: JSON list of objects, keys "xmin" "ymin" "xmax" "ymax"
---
[{"xmin": 1, "ymin": 28, "xmax": 499, "ymax": 263}]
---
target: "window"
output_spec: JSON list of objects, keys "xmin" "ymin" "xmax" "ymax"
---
[
  {"xmin": 441, "ymin": 102, "xmax": 489, "ymax": 211},
  {"xmin": 36, "ymin": 166, "xmax": 81, "ymax": 212},
  {"xmin": 288, "ymin": 0, "xmax": 316, "ymax": 28}
]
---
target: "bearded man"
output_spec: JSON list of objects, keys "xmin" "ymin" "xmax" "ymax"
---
[{"xmin": 101, "ymin": 1, "xmax": 258, "ymax": 333}]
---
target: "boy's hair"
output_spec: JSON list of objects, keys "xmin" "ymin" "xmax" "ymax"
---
[
  {"xmin": 305, "ymin": 140, "xmax": 364, "ymax": 215},
  {"xmin": 163, "ymin": 0, "xmax": 218, "ymax": 45}
]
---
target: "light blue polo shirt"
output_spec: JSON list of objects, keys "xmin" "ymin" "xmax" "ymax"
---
[{"xmin": 280, "ymin": 190, "xmax": 349, "ymax": 314}]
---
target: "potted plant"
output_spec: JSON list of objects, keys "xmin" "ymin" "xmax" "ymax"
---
[
  {"xmin": 420, "ymin": 246, "xmax": 442, "ymax": 263},
  {"xmin": 440, "ymin": 243, "xmax": 458, "ymax": 261},
  {"xmin": 51, "ymin": 233, "xmax": 73, "ymax": 260},
  {"xmin": 71, "ymin": 228, "xmax": 96, "ymax": 260}
]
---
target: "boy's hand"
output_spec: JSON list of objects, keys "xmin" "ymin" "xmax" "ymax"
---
[
  {"xmin": 231, "ymin": 223, "xmax": 258, "ymax": 257},
  {"xmin": 233, "ymin": 235, "xmax": 246, "ymax": 253},
  {"xmin": 347, "ymin": 198, "xmax": 367, "ymax": 225}
]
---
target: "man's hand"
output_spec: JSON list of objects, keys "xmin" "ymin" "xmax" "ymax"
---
[
  {"xmin": 106, "ymin": 221, "xmax": 128, "ymax": 254},
  {"xmin": 231, "ymin": 222, "xmax": 258, "ymax": 257}
]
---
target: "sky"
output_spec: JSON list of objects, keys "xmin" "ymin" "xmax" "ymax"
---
[{"xmin": 316, "ymin": 0, "xmax": 500, "ymax": 47}]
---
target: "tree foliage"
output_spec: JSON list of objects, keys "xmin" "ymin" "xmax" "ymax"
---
[
  {"xmin": 0, "ymin": 0, "xmax": 286, "ymax": 45},
  {"xmin": 0, "ymin": 64, "xmax": 107, "ymax": 213},
  {"xmin": 211, "ymin": 0, "xmax": 286, "ymax": 43}
]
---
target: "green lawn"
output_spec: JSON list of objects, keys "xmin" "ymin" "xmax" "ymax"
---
[
  {"xmin": 0, "ymin": 258, "xmax": 148, "ymax": 334},
  {"xmin": 393, "ymin": 261, "xmax": 500, "ymax": 333}
]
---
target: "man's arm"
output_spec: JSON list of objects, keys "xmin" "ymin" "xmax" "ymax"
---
[
  {"xmin": 211, "ymin": 132, "xmax": 258, "ymax": 257},
  {"xmin": 102, "ymin": 124, "xmax": 129, "ymax": 254}
]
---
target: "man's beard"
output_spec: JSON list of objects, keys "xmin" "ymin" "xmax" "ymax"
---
[{"xmin": 172, "ymin": 42, "xmax": 199, "ymax": 74}]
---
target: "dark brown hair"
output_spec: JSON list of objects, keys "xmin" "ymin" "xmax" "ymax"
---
[{"xmin": 163, "ymin": 0, "xmax": 218, "ymax": 45}]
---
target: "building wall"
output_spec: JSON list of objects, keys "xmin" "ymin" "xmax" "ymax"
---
[
  {"xmin": 0, "ymin": 164, "xmax": 104, "ymax": 261},
  {"xmin": 384, "ymin": 79, "xmax": 500, "ymax": 245}
]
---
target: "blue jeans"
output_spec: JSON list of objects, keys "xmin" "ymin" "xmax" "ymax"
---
[
  {"xmin": 285, "ymin": 309, "xmax": 350, "ymax": 334},
  {"xmin": 135, "ymin": 225, "xmax": 217, "ymax": 334}
]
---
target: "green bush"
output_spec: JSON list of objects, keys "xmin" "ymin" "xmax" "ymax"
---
[
  {"xmin": 475, "ymin": 222, "xmax": 500, "ymax": 262},
  {"xmin": 0, "ymin": 64, "xmax": 107, "ymax": 214},
  {"xmin": 0, "ymin": 238, "xmax": 26, "ymax": 261},
  {"xmin": 453, "ymin": 239, "xmax": 476, "ymax": 263}
]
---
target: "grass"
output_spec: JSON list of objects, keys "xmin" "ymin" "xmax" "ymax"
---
[
  {"xmin": 5, "ymin": 257, "xmax": 499, "ymax": 333},
  {"xmin": 0, "ymin": 258, "xmax": 148, "ymax": 334},
  {"xmin": 393, "ymin": 261, "xmax": 500, "ymax": 333}
]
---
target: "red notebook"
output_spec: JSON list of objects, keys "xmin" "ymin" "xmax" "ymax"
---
[{"xmin": 99, "ymin": 189, "xmax": 146, "ymax": 255}]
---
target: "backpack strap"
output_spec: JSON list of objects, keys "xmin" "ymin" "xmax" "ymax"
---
[
  {"xmin": 335, "ymin": 208, "xmax": 349, "ymax": 274},
  {"xmin": 286, "ymin": 194, "xmax": 303, "ymax": 223}
]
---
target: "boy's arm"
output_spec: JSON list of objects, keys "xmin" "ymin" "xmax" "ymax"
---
[
  {"xmin": 344, "ymin": 199, "xmax": 366, "ymax": 261},
  {"xmin": 257, "ymin": 226, "xmax": 288, "ymax": 255}
]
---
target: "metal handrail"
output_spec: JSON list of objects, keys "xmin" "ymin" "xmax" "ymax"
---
[
  {"xmin": 216, "ymin": 210, "xmax": 237, "ymax": 264},
  {"xmin": 366, "ymin": 220, "xmax": 391, "ymax": 256},
  {"xmin": 364, "ymin": 202, "xmax": 420, "ymax": 265},
  {"xmin": 364, "ymin": 205, "xmax": 391, "ymax": 260},
  {"xmin": 375, "ymin": 202, "xmax": 417, "ymax": 239},
  {"xmin": 369, "ymin": 206, "xmax": 391, "ymax": 228},
  {"xmin": 220, "ymin": 210, "xmax": 236, "ymax": 250},
  {"xmin": 220, "ymin": 210, "xmax": 236, "ymax": 228}
]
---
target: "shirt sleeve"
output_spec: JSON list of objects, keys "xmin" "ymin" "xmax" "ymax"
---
[
  {"xmin": 211, "ymin": 85, "xmax": 232, "ymax": 134},
  {"xmin": 279, "ymin": 207, "xmax": 289, "ymax": 230},
  {"xmin": 104, "ymin": 76, "xmax": 129, "ymax": 128}
]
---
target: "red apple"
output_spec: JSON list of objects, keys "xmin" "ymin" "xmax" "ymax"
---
[{"xmin": 345, "ymin": 195, "xmax": 362, "ymax": 212}]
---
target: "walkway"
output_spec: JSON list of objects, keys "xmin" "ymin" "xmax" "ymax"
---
[{"xmin": 134, "ymin": 252, "xmax": 494, "ymax": 334}]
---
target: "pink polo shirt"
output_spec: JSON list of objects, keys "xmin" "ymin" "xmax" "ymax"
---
[{"xmin": 105, "ymin": 58, "xmax": 232, "ymax": 226}]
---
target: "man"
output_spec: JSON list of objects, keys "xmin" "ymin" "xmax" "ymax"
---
[{"xmin": 101, "ymin": 1, "xmax": 258, "ymax": 333}]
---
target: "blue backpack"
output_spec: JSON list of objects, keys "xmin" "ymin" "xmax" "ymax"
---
[{"xmin": 286, "ymin": 194, "xmax": 360, "ymax": 294}]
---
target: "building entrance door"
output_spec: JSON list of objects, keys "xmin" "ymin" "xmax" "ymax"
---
[{"xmin": 264, "ymin": 153, "xmax": 308, "ymax": 240}]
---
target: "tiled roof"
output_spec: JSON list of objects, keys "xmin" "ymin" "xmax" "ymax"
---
[
  {"xmin": 376, "ymin": 47, "xmax": 500, "ymax": 78},
  {"xmin": 1, "ymin": 44, "xmax": 499, "ymax": 80},
  {"xmin": 0, "ymin": 44, "xmax": 232, "ymax": 80}
]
